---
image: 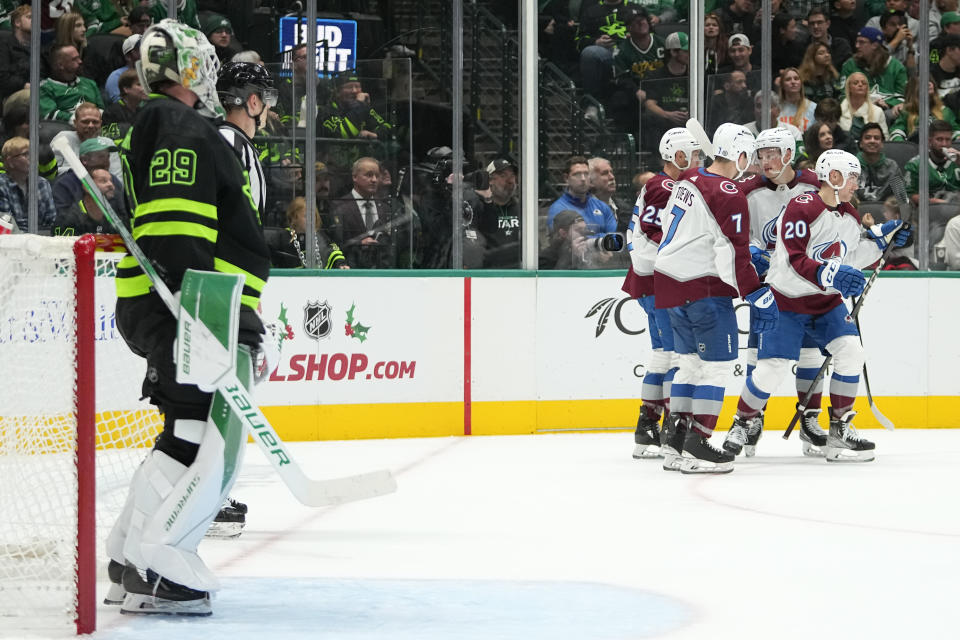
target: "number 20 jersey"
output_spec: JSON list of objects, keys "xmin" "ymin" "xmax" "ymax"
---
[
  {"xmin": 622, "ymin": 171, "xmax": 674, "ymax": 299},
  {"xmin": 766, "ymin": 192, "xmax": 882, "ymax": 315},
  {"xmin": 653, "ymin": 168, "xmax": 762, "ymax": 309}
]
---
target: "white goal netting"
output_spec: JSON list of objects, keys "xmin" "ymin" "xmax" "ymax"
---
[{"xmin": 0, "ymin": 235, "xmax": 162, "ymax": 633}]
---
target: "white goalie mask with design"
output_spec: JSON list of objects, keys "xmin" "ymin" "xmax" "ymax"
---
[{"xmin": 136, "ymin": 19, "xmax": 225, "ymax": 120}]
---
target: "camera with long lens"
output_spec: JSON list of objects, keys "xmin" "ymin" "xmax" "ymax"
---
[{"xmin": 591, "ymin": 232, "xmax": 625, "ymax": 252}]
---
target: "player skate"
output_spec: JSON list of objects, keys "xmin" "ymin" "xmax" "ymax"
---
[
  {"xmin": 798, "ymin": 408, "xmax": 827, "ymax": 457},
  {"xmin": 207, "ymin": 497, "xmax": 247, "ymax": 539},
  {"xmin": 104, "ymin": 559, "xmax": 126, "ymax": 605},
  {"xmin": 825, "ymin": 410, "xmax": 875, "ymax": 462},
  {"xmin": 632, "ymin": 410, "xmax": 662, "ymax": 459},
  {"xmin": 723, "ymin": 414, "xmax": 762, "ymax": 457},
  {"xmin": 119, "ymin": 565, "xmax": 212, "ymax": 617},
  {"xmin": 660, "ymin": 413, "xmax": 687, "ymax": 471},
  {"xmin": 680, "ymin": 429, "xmax": 734, "ymax": 474}
]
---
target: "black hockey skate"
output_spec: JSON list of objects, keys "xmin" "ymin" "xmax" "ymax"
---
[
  {"xmin": 660, "ymin": 413, "xmax": 687, "ymax": 471},
  {"xmin": 798, "ymin": 408, "xmax": 827, "ymax": 457},
  {"xmin": 680, "ymin": 428, "xmax": 734, "ymax": 474},
  {"xmin": 120, "ymin": 564, "xmax": 211, "ymax": 616},
  {"xmin": 104, "ymin": 559, "xmax": 126, "ymax": 605},
  {"xmin": 632, "ymin": 409, "xmax": 662, "ymax": 459},
  {"xmin": 206, "ymin": 497, "xmax": 246, "ymax": 539},
  {"xmin": 825, "ymin": 410, "xmax": 875, "ymax": 463},
  {"xmin": 722, "ymin": 414, "xmax": 762, "ymax": 457}
]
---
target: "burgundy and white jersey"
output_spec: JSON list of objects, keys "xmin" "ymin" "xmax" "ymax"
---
[
  {"xmin": 740, "ymin": 169, "xmax": 820, "ymax": 251},
  {"xmin": 653, "ymin": 168, "xmax": 762, "ymax": 309},
  {"xmin": 622, "ymin": 171, "xmax": 675, "ymax": 298},
  {"xmin": 766, "ymin": 192, "xmax": 882, "ymax": 315}
]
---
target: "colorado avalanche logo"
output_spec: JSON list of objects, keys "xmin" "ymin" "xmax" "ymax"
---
[
  {"xmin": 762, "ymin": 216, "xmax": 779, "ymax": 247},
  {"xmin": 720, "ymin": 181, "xmax": 739, "ymax": 194},
  {"xmin": 811, "ymin": 239, "xmax": 847, "ymax": 262},
  {"xmin": 662, "ymin": 179, "xmax": 676, "ymax": 191}
]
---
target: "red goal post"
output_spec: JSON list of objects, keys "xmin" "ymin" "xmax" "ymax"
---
[{"xmin": 0, "ymin": 234, "xmax": 162, "ymax": 635}]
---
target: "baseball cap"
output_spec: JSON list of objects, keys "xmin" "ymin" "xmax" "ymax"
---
[
  {"xmin": 619, "ymin": 5, "xmax": 650, "ymax": 26},
  {"xmin": 665, "ymin": 32, "xmax": 689, "ymax": 51},
  {"xmin": 942, "ymin": 11, "xmax": 960, "ymax": 27},
  {"xmin": 121, "ymin": 34, "xmax": 141, "ymax": 57},
  {"xmin": 315, "ymin": 161, "xmax": 329, "ymax": 175},
  {"xmin": 858, "ymin": 26, "xmax": 884, "ymax": 44},
  {"xmin": 78, "ymin": 137, "xmax": 118, "ymax": 156},
  {"xmin": 728, "ymin": 33, "xmax": 751, "ymax": 48},
  {"xmin": 486, "ymin": 158, "xmax": 517, "ymax": 175},
  {"xmin": 203, "ymin": 14, "xmax": 232, "ymax": 36},
  {"xmin": 553, "ymin": 209, "xmax": 585, "ymax": 231},
  {"xmin": 335, "ymin": 70, "xmax": 361, "ymax": 87}
]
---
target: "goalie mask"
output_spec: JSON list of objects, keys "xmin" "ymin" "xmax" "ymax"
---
[
  {"xmin": 659, "ymin": 128, "xmax": 701, "ymax": 171},
  {"xmin": 137, "ymin": 19, "xmax": 224, "ymax": 120}
]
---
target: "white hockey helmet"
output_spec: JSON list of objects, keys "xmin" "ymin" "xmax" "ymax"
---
[
  {"xmin": 712, "ymin": 123, "xmax": 755, "ymax": 177},
  {"xmin": 755, "ymin": 127, "xmax": 795, "ymax": 160},
  {"xmin": 659, "ymin": 127, "xmax": 701, "ymax": 170},
  {"xmin": 815, "ymin": 149, "xmax": 861, "ymax": 189},
  {"xmin": 137, "ymin": 19, "xmax": 224, "ymax": 120}
]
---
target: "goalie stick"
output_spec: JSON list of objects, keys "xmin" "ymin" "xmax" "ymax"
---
[
  {"xmin": 51, "ymin": 137, "xmax": 397, "ymax": 507},
  {"xmin": 783, "ymin": 229, "xmax": 907, "ymax": 440}
]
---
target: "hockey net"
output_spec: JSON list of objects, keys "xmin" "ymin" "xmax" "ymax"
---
[{"xmin": 0, "ymin": 234, "xmax": 162, "ymax": 634}]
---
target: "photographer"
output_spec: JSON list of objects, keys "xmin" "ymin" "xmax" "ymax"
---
[{"xmin": 416, "ymin": 146, "xmax": 488, "ymax": 269}]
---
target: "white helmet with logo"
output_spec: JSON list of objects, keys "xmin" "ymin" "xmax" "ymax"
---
[
  {"xmin": 754, "ymin": 127, "xmax": 796, "ymax": 180},
  {"xmin": 659, "ymin": 128, "xmax": 701, "ymax": 170},
  {"xmin": 137, "ymin": 19, "xmax": 224, "ymax": 119},
  {"xmin": 815, "ymin": 149, "xmax": 861, "ymax": 189},
  {"xmin": 712, "ymin": 123, "xmax": 755, "ymax": 178}
]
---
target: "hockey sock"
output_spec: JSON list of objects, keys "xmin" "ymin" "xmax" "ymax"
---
[
  {"xmin": 746, "ymin": 346, "xmax": 758, "ymax": 379},
  {"xmin": 640, "ymin": 349, "xmax": 673, "ymax": 415},
  {"xmin": 795, "ymin": 348, "xmax": 825, "ymax": 409},
  {"xmin": 825, "ymin": 336, "xmax": 863, "ymax": 417},
  {"xmin": 691, "ymin": 360, "xmax": 729, "ymax": 434},
  {"xmin": 668, "ymin": 354, "xmax": 699, "ymax": 416},
  {"xmin": 736, "ymin": 358, "xmax": 791, "ymax": 418}
]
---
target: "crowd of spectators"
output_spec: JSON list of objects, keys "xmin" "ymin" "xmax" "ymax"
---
[
  {"xmin": 537, "ymin": 0, "xmax": 960, "ymax": 269},
  {"xmin": 6, "ymin": 1, "xmax": 960, "ymax": 270}
]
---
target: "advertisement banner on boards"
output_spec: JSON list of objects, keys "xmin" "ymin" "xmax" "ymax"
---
[{"xmin": 257, "ymin": 277, "xmax": 463, "ymax": 406}]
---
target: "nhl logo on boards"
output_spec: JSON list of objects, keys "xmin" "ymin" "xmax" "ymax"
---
[{"xmin": 303, "ymin": 300, "xmax": 333, "ymax": 340}]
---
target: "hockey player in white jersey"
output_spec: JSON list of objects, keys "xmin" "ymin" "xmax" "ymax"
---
[
  {"xmin": 654, "ymin": 123, "xmax": 779, "ymax": 474},
  {"xmin": 622, "ymin": 128, "xmax": 701, "ymax": 458},
  {"xmin": 723, "ymin": 127, "xmax": 826, "ymax": 457},
  {"xmin": 726, "ymin": 149, "xmax": 910, "ymax": 462}
]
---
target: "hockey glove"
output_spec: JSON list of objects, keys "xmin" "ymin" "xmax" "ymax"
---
[
  {"xmin": 867, "ymin": 220, "xmax": 911, "ymax": 250},
  {"xmin": 744, "ymin": 286, "xmax": 779, "ymax": 333},
  {"xmin": 750, "ymin": 246, "xmax": 771, "ymax": 277},
  {"xmin": 817, "ymin": 260, "xmax": 865, "ymax": 297}
]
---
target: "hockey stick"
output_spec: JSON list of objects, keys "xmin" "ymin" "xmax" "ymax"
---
[
  {"xmin": 685, "ymin": 118, "xmax": 715, "ymax": 159},
  {"xmin": 782, "ymin": 230, "xmax": 906, "ymax": 440},
  {"xmin": 52, "ymin": 137, "xmax": 397, "ymax": 507},
  {"xmin": 850, "ymin": 298, "xmax": 895, "ymax": 430}
]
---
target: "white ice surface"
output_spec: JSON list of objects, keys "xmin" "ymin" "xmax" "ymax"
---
[{"xmin": 16, "ymin": 429, "xmax": 960, "ymax": 639}]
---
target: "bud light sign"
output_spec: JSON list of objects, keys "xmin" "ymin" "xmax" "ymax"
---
[{"xmin": 278, "ymin": 17, "xmax": 358, "ymax": 77}]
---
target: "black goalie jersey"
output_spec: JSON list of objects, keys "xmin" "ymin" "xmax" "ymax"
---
[{"xmin": 115, "ymin": 94, "xmax": 270, "ymax": 350}]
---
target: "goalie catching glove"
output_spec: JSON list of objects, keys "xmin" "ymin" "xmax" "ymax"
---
[
  {"xmin": 867, "ymin": 220, "xmax": 911, "ymax": 250},
  {"xmin": 744, "ymin": 286, "xmax": 779, "ymax": 333},
  {"xmin": 817, "ymin": 259, "xmax": 865, "ymax": 297}
]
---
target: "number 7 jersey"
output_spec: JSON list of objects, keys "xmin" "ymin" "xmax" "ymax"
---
[{"xmin": 653, "ymin": 168, "xmax": 762, "ymax": 309}]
